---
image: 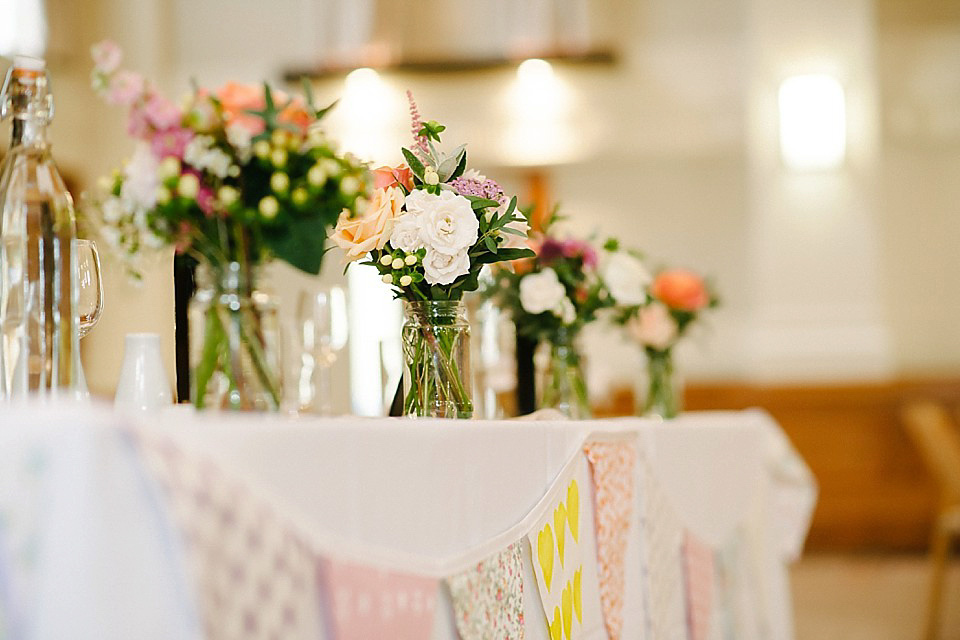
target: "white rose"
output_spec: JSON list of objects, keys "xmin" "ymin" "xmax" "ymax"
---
[
  {"xmin": 602, "ymin": 251, "xmax": 651, "ymax": 306},
  {"xmin": 422, "ymin": 247, "xmax": 471, "ymax": 285},
  {"xmin": 553, "ymin": 296, "xmax": 576, "ymax": 324},
  {"xmin": 405, "ymin": 190, "xmax": 478, "ymax": 255},
  {"xmin": 628, "ymin": 302, "xmax": 678, "ymax": 350},
  {"xmin": 389, "ymin": 213, "xmax": 423, "ymax": 253},
  {"xmin": 519, "ymin": 268, "xmax": 566, "ymax": 315}
]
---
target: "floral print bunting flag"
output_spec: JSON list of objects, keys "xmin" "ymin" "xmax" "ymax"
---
[
  {"xmin": 447, "ymin": 542, "xmax": 525, "ymax": 639},
  {"xmin": 584, "ymin": 441, "xmax": 637, "ymax": 640}
]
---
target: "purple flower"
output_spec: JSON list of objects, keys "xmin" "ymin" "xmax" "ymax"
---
[
  {"xmin": 561, "ymin": 238, "xmax": 598, "ymax": 269},
  {"xmin": 538, "ymin": 237, "xmax": 565, "ymax": 263},
  {"xmin": 449, "ymin": 177, "xmax": 505, "ymax": 203},
  {"xmin": 106, "ymin": 70, "xmax": 145, "ymax": 106}
]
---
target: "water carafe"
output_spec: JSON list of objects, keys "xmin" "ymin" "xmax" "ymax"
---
[{"xmin": 0, "ymin": 57, "xmax": 80, "ymax": 398}]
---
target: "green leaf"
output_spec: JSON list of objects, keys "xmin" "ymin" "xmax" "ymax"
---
[
  {"xmin": 484, "ymin": 235, "xmax": 498, "ymax": 253},
  {"xmin": 261, "ymin": 215, "xmax": 330, "ymax": 274},
  {"xmin": 402, "ymin": 148, "xmax": 425, "ymax": 180},
  {"xmin": 465, "ymin": 196, "xmax": 500, "ymax": 210},
  {"xmin": 448, "ymin": 150, "xmax": 468, "ymax": 181}
]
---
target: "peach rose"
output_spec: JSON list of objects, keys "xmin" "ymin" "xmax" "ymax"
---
[
  {"xmin": 371, "ymin": 165, "xmax": 414, "ymax": 191},
  {"xmin": 331, "ymin": 186, "xmax": 404, "ymax": 262},
  {"xmin": 651, "ymin": 268, "xmax": 710, "ymax": 311}
]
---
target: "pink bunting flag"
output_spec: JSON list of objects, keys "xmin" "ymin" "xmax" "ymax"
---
[
  {"xmin": 447, "ymin": 542, "xmax": 525, "ymax": 639},
  {"xmin": 317, "ymin": 557, "xmax": 438, "ymax": 639},
  {"xmin": 584, "ymin": 441, "xmax": 636, "ymax": 640},
  {"xmin": 682, "ymin": 530, "xmax": 716, "ymax": 640}
]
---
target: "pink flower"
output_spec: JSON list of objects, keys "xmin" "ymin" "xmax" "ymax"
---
[
  {"xmin": 106, "ymin": 70, "xmax": 145, "ymax": 106},
  {"xmin": 196, "ymin": 187, "xmax": 216, "ymax": 217},
  {"xmin": 651, "ymin": 268, "xmax": 710, "ymax": 311},
  {"xmin": 91, "ymin": 40, "xmax": 122, "ymax": 74},
  {"xmin": 150, "ymin": 127, "xmax": 194, "ymax": 159},
  {"xmin": 144, "ymin": 94, "xmax": 182, "ymax": 130},
  {"xmin": 126, "ymin": 106, "xmax": 149, "ymax": 139},
  {"xmin": 628, "ymin": 302, "xmax": 678, "ymax": 350}
]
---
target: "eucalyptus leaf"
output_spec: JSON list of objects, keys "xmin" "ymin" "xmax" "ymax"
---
[{"xmin": 402, "ymin": 148, "xmax": 425, "ymax": 180}]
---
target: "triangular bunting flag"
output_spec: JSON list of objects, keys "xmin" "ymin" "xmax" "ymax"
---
[
  {"xmin": 584, "ymin": 441, "xmax": 636, "ymax": 640},
  {"xmin": 133, "ymin": 430, "xmax": 321, "ymax": 639},
  {"xmin": 526, "ymin": 458, "xmax": 588, "ymax": 640},
  {"xmin": 317, "ymin": 557, "xmax": 438, "ymax": 639},
  {"xmin": 447, "ymin": 541, "xmax": 525, "ymax": 639},
  {"xmin": 682, "ymin": 530, "xmax": 716, "ymax": 640}
]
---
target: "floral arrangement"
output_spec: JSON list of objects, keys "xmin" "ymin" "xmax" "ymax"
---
[
  {"xmin": 331, "ymin": 93, "xmax": 534, "ymax": 417},
  {"xmin": 87, "ymin": 40, "xmax": 366, "ymax": 276},
  {"xmin": 486, "ymin": 211, "xmax": 612, "ymax": 344},
  {"xmin": 87, "ymin": 41, "xmax": 366, "ymax": 410},
  {"xmin": 609, "ymin": 250, "xmax": 719, "ymax": 417}
]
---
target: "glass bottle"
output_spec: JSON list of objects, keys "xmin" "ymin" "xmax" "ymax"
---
[{"xmin": 0, "ymin": 57, "xmax": 81, "ymax": 398}]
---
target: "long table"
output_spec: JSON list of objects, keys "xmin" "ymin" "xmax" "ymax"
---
[{"xmin": 0, "ymin": 403, "xmax": 815, "ymax": 640}]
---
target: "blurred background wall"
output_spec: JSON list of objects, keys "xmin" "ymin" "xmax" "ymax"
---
[{"xmin": 4, "ymin": 0, "xmax": 960, "ymax": 550}]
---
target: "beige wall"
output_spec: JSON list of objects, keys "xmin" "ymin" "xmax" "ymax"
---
[{"xmin": 16, "ymin": 0, "xmax": 960, "ymax": 402}]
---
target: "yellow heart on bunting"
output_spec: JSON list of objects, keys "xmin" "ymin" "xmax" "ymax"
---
[
  {"xmin": 554, "ymin": 502, "xmax": 567, "ymax": 568},
  {"xmin": 574, "ymin": 566, "xmax": 583, "ymax": 624},
  {"xmin": 567, "ymin": 479, "xmax": 580, "ymax": 543},
  {"xmin": 538, "ymin": 524, "xmax": 555, "ymax": 592},
  {"xmin": 562, "ymin": 580, "xmax": 574, "ymax": 639},
  {"xmin": 550, "ymin": 606, "xmax": 563, "ymax": 640}
]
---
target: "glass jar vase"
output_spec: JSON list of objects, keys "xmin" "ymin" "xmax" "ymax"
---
[
  {"xmin": 640, "ymin": 347, "xmax": 681, "ymax": 419},
  {"xmin": 539, "ymin": 328, "xmax": 591, "ymax": 419},
  {"xmin": 188, "ymin": 261, "xmax": 282, "ymax": 411},
  {"xmin": 401, "ymin": 300, "xmax": 473, "ymax": 419}
]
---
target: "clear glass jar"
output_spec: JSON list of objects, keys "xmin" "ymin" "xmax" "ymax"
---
[
  {"xmin": 640, "ymin": 347, "xmax": 681, "ymax": 419},
  {"xmin": 401, "ymin": 300, "xmax": 473, "ymax": 419},
  {"xmin": 0, "ymin": 57, "xmax": 82, "ymax": 398},
  {"xmin": 188, "ymin": 261, "xmax": 282, "ymax": 411},
  {"xmin": 539, "ymin": 328, "xmax": 591, "ymax": 419}
]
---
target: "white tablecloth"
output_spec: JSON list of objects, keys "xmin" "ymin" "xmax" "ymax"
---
[{"xmin": 0, "ymin": 403, "xmax": 815, "ymax": 640}]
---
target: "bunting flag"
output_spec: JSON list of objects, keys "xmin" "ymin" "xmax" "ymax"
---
[
  {"xmin": 133, "ymin": 430, "xmax": 321, "ymax": 639},
  {"xmin": 527, "ymin": 460, "xmax": 586, "ymax": 640},
  {"xmin": 317, "ymin": 557, "xmax": 438, "ymax": 639},
  {"xmin": 447, "ymin": 541, "xmax": 525, "ymax": 639},
  {"xmin": 639, "ymin": 453, "xmax": 687, "ymax": 640},
  {"xmin": 583, "ymin": 441, "xmax": 637, "ymax": 640},
  {"xmin": 682, "ymin": 531, "xmax": 716, "ymax": 640}
]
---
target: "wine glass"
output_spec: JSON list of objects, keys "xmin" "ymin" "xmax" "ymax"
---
[
  {"xmin": 77, "ymin": 239, "xmax": 103, "ymax": 338},
  {"xmin": 296, "ymin": 286, "xmax": 348, "ymax": 414}
]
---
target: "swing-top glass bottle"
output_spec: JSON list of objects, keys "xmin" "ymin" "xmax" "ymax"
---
[{"xmin": 0, "ymin": 56, "xmax": 81, "ymax": 398}]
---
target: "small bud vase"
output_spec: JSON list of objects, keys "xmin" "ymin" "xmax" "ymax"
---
[
  {"xmin": 641, "ymin": 347, "xmax": 681, "ymax": 418},
  {"xmin": 540, "ymin": 328, "xmax": 591, "ymax": 419},
  {"xmin": 401, "ymin": 300, "xmax": 474, "ymax": 419}
]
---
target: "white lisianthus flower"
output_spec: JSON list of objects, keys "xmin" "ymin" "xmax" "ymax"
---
[
  {"xmin": 553, "ymin": 296, "xmax": 576, "ymax": 324},
  {"xmin": 422, "ymin": 247, "xmax": 471, "ymax": 285},
  {"xmin": 602, "ymin": 251, "xmax": 651, "ymax": 306},
  {"xmin": 184, "ymin": 135, "xmax": 232, "ymax": 178},
  {"xmin": 389, "ymin": 213, "xmax": 424, "ymax": 253},
  {"xmin": 406, "ymin": 189, "xmax": 478, "ymax": 255},
  {"xmin": 628, "ymin": 302, "xmax": 678, "ymax": 350},
  {"xmin": 519, "ymin": 268, "xmax": 566, "ymax": 315},
  {"xmin": 121, "ymin": 142, "xmax": 160, "ymax": 210}
]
